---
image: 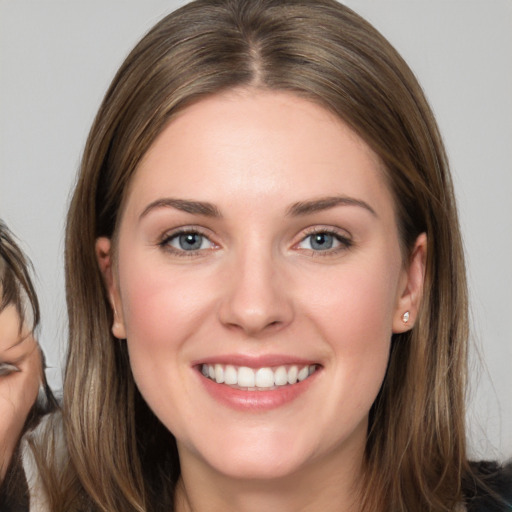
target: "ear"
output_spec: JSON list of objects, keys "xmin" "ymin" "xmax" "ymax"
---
[
  {"xmin": 95, "ymin": 237, "xmax": 127, "ymax": 339},
  {"xmin": 392, "ymin": 233, "xmax": 427, "ymax": 333}
]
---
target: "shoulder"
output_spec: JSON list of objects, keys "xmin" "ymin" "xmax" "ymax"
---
[
  {"xmin": 21, "ymin": 411, "xmax": 65, "ymax": 512},
  {"xmin": 464, "ymin": 460, "xmax": 512, "ymax": 512}
]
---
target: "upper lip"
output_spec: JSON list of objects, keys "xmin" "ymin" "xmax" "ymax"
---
[{"xmin": 191, "ymin": 354, "xmax": 320, "ymax": 368}]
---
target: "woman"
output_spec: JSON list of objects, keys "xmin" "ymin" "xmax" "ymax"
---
[
  {"xmin": 26, "ymin": 0, "xmax": 511, "ymax": 511},
  {"xmin": 0, "ymin": 221, "xmax": 57, "ymax": 510}
]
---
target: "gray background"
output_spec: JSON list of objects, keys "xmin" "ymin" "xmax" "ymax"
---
[{"xmin": 1, "ymin": 1, "xmax": 511, "ymax": 460}]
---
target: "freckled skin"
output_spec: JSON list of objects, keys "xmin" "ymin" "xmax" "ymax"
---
[
  {"xmin": 0, "ymin": 305, "xmax": 42, "ymax": 481},
  {"xmin": 97, "ymin": 89, "xmax": 426, "ymax": 512}
]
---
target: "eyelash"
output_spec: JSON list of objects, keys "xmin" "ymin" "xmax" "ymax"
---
[
  {"xmin": 158, "ymin": 226, "xmax": 353, "ymax": 257},
  {"xmin": 158, "ymin": 228, "xmax": 216, "ymax": 257},
  {"xmin": 0, "ymin": 362, "xmax": 20, "ymax": 377},
  {"xmin": 295, "ymin": 227, "xmax": 353, "ymax": 256}
]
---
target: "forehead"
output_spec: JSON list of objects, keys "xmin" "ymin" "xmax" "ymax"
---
[
  {"xmin": 0, "ymin": 303, "xmax": 23, "ymax": 348},
  {"xmin": 123, "ymin": 89, "xmax": 393, "ymax": 219}
]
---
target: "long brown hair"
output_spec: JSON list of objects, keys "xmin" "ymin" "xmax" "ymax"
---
[{"xmin": 56, "ymin": 1, "xmax": 470, "ymax": 510}]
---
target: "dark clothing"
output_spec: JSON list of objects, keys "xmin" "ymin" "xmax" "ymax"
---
[{"xmin": 465, "ymin": 461, "xmax": 512, "ymax": 511}]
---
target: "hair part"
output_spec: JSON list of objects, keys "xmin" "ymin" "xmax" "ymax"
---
[{"xmin": 60, "ymin": 1, "xmax": 471, "ymax": 511}]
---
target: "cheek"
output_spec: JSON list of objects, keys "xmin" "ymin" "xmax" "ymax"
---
[
  {"xmin": 120, "ymin": 256, "xmax": 211, "ymax": 345},
  {"xmin": 302, "ymin": 255, "xmax": 400, "ymax": 347},
  {"xmin": 117, "ymin": 257, "xmax": 216, "ymax": 400},
  {"xmin": 0, "ymin": 365, "xmax": 40, "ymax": 475},
  {"xmin": 298, "ymin": 254, "xmax": 400, "ymax": 409}
]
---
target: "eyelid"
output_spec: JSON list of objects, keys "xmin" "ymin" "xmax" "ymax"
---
[
  {"xmin": 293, "ymin": 225, "xmax": 353, "ymax": 253},
  {"xmin": 158, "ymin": 226, "xmax": 219, "ymax": 256},
  {"xmin": 298, "ymin": 225, "xmax": 352, "ymax": 242},
  {"xmin": 0, "ymin": 362, "xmax": 21, "ymax": 377},
  {"xmin": 159, "ymin": 225, "xmax": 213, "ymax": 243}
]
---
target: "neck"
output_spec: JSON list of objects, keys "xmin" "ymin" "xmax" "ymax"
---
[{"xmin": 174, "ymin": 443, "xmax": 365, "ymax": 512}]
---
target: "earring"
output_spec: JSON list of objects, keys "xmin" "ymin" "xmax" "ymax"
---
[{"xmin": 402, "ymin": 311, "xmax": 410, "ymax": 324}]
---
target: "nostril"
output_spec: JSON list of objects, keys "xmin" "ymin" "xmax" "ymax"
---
[{"xmin": 217, "ymin": 280, "xmax": 294, "ymax": 335}]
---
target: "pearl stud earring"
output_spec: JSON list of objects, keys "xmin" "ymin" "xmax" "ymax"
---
[{"xmin": 402, "ymin": 311, "xmax": 410, "ymax": 324}]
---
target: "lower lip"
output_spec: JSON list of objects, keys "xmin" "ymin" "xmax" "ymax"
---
[{"xmin": 197, "ymin": 368, "xmax": 320, "ymax": 411}]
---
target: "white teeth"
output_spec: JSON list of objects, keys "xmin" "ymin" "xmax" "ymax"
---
[
  {"xmin": 224, "ymin": 365, "xmax": 237, "ymax": 385},
  {"xmin": 214, "ymin": 364, "xmax": 224, "ymax": 384},
  {"xmin": 297, "ymin": 366, "xmax": 309, "ymax": 381},
  {"xmin": 238, "ymin": 366, "xmax": 255, "ymax": 387},
  {"xmin": 255, "ymin": 367, "xmax": 274, "ymax": 388},
  {"xmin": 201, "ymin": 363, "xmax": 318, "ymax": 389},
  {"xmin": 274, "ymin": 366, "xmax": 288, "ymax": 386},
  {"xmin": 287, "ymin": 366, "xmax": 298, "ymax": 384}
]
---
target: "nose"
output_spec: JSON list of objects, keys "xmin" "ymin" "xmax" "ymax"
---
[{"xmin": 218, "ymin": 247, "xmax": 294, "ymax": 337}]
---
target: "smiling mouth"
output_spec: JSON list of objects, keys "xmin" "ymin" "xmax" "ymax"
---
[{"xmin": 200, "ymin": 363, "xmax": 319, "ymax": 390}]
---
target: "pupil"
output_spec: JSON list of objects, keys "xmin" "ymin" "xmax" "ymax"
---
[
  {"xmin": 179, "ymin": 233, "xmax": 202, "ymax": 250},
  {"xmin": 311, "ymin": 233, "xmax": 333, "ymax": 250}
]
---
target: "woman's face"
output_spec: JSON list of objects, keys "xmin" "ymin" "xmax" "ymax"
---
[
  {"xmin": 0, "ymin": 304, "xmax": 41, "ymax": 480},
  {"xmin": 98, "ymin": 89, "xmax": 425, "ymax": 482}
]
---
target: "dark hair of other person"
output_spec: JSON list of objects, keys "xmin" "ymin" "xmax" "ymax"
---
[{"xmin": 0, "ymin": 221, "xmax": 58, "ymax": 510}]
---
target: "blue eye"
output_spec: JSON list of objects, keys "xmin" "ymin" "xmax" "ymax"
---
[
  {"xmin": 177, "ymin": 233, "xmax": 204, "ymax": 251},
  {"xmin": 297, "ymin": 231, "xmax": 351, "ymax": 252},
  {"xmin": 309, "ymin": 233, "xmax": 335, "ymax": 250},
  {"xmin": 162, "ymin": 231, "xmax": 215, "ymax": 253}
]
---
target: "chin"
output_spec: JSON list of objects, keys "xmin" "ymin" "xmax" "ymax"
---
[
  {"xmin": 179, "ymin": 424, "xmax": 331, "ymax": 482},
  {"xmin": 207, "ymin": 449, "xmax": 310, "ymax": 481}
]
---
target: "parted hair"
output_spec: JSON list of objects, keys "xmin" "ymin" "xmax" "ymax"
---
[{"xmin": 42, "ymin": 1, "xmax": 472, "ymax": 510}]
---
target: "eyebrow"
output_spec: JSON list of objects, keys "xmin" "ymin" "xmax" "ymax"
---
[
  {"xmin": 140, "ymin": 198, "xmax": 222, "ymax": 220},
  {"xmin": 286, "ymin": 195, "xmax": 377, "ymax": 217},
  {"xmin": 139, "ymin": 195, "xmax": 376, "ymax": 221}
]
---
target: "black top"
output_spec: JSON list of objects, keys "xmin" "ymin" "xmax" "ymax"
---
[{"xmin": 465, "ymin": 461, "xmax": 512, "ymax": 511}]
